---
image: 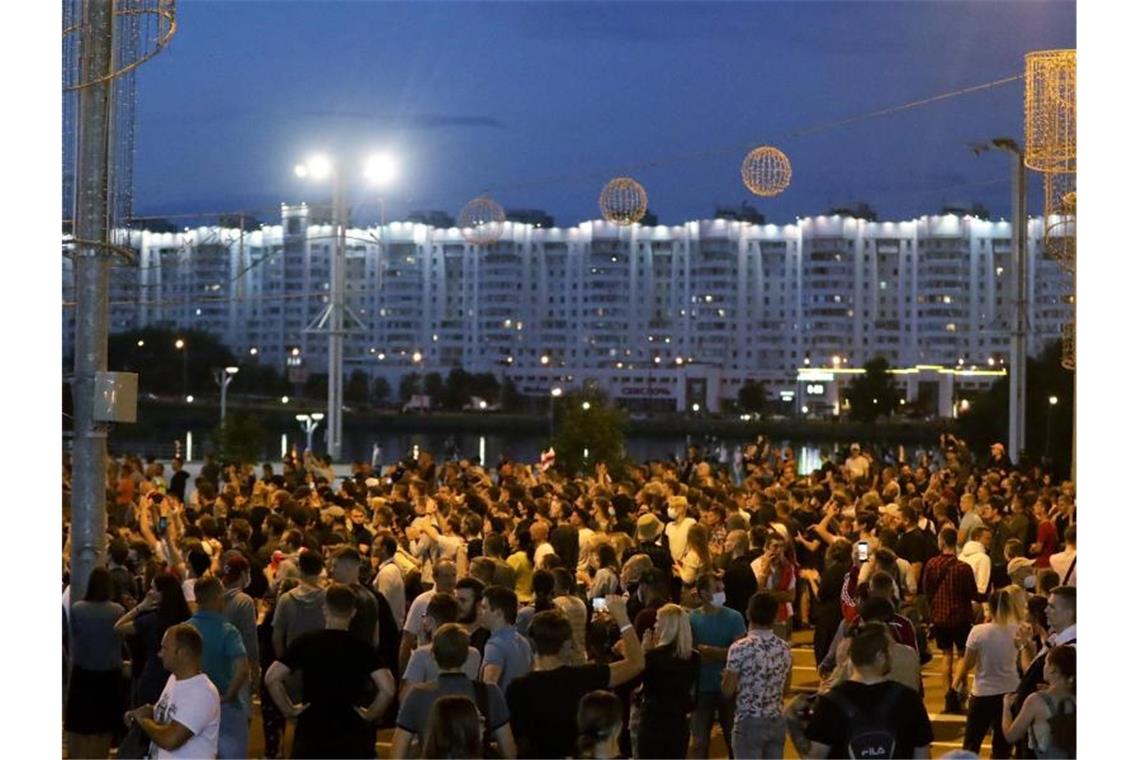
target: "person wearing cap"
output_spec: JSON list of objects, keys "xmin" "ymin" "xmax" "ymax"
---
[
  {"xmin": 985, "ymin": 442, "xmax": 1013, "ymax": 472},
  {"xmin": 629, "ymin": 513, "xmax": 673, "ymax": 578},
  {"xmin": 845, "ymin": 443, "xmax": 870, "ymax": 482},
  {"xmin": 664, "ymin": 496, "xmax": 696, "ymax": 563}
]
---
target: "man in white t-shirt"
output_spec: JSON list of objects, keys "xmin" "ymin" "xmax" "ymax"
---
[
  {"xmin": 399, "ymin": 560, "xmax": 457, "ymax": 673},
  {"xmin": 845, "ymin": 444, "xmax": 870, "ymax": 482},
  {"xmin": 127, "ymin": 622, "xmax": 221, "ymax": 759},
  {"xmin": 664, "ymin": 495, "xmax": 696, "ymax": 562}
]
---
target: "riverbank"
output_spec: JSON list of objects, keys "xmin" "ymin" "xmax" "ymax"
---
[{"xmin": 123, "ymin": 398, "xmax": 952, "ymax": 444}]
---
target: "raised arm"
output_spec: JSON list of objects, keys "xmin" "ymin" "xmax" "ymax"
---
[{"xmin": 605, "ymin": 596, "xmax": 645, "ymax": 688}]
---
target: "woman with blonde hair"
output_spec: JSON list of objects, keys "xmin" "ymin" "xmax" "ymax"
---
[
  {"xmin": 678, "ymin": 522, "xmax": 712, "ymax": 588},
  {"xmin": 635, "ymin": 603, "xmax": 700, "ymax": 758},
  {"xmin": 952, "ymin": 586, "xmax": 1025, "ymax": 757}
]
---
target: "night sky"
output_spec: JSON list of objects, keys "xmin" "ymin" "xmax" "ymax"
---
[{"xmin": 130, "ymin": 0, "xmax": 1075, "ymax": 227}]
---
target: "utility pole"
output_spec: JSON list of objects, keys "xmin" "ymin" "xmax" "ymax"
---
[
  {"xmin": 69, "ymin": 0, "xmax": 115, "ymax": 601},
  {"xmin": 972, "ymin": 138, "xmax": 1027, "ymax": 465}
]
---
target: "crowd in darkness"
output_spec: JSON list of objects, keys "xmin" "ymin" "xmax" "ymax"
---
[{"xmin": 62, "ymin": 433, "xmax": 1076, "ymax": 759}]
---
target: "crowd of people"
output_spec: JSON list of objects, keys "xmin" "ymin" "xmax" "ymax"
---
[{"xmin": 61, "ymin": 433, "xmax": 1077, "ymax": 759}]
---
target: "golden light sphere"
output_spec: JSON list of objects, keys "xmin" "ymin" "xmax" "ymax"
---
[
  {"xmin": 741, "ymin": 146, "xmax": 792, "ymax": 197},
  {"xmin": 598, "ymin": 177, "xmax": 648, "ymax": 226},
  {"xmin": 1024, "ymin": 50, "xmax": 1076, "ymax": 174},
  {"xmin": 458, "ymin": 195, "xmax": 506, "ymax": 245}
]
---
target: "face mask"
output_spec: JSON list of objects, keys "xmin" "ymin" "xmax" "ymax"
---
[
  {"xmin": 711, "ymin": 591, "xmax": 726, "ymax": 607},
  {"xmin": 667, "ymin": 507, "xmax": 678, "ymax": 520}
]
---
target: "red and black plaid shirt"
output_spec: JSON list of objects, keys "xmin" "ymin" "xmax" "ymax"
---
[{"xmin": 922, "ymin": 553, "xmax": 976, "ymax": 626}]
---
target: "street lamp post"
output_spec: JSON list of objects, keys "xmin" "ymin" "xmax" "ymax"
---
[
  {"xmin": 1045, "ymin": 395, "xmax": 1059, "ymax": 465},
  {"xmin": 175, "ymin": 338, "xmax": 187, "ymax": 397},
  {"xmin": 214, "ymin": 366, "xmax": 239, "ymax": 423},
  {"xmin": 550, "ymin": 386, "xmax": 563, "ymax": 438},
  {"xmin": 295, "ymin": 412, "xmax": 325, "ymax": 453},
  {"xmin": 972, "ymin": 138, "xmax": 1028, "ymax": 464},
  {"xmin": 295, "ymin": 152, "xmax": 397, "ymax": 462}
]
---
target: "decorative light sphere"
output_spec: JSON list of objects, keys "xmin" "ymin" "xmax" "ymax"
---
[
  {"xmin": 598, "ymin": 177, "xmax": 648, "ymax": 226},
  {"xmin": 459, "ymin": 195, "xmax": 506, "ymax": 245},
  {"xmin": 1024, "ymin": 49, "xmax": 1076, "ymax": 174},
  {"xmin": 741, "ymin": 146, "xmax": 792, "ymax": 197}
]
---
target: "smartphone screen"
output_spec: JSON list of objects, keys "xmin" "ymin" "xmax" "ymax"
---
[
  {"xmin": 857, "ymin": 541, "xmax": 869, "ymax": 562},
  {"xmin": 592, "ymin": 597, "xmax": 608, "ymax": 613}
]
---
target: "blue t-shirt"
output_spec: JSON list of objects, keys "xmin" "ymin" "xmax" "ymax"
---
[
  {"xmin": 189, "ymin": 610, "xmax": 247, "ymax": 696},
  {"xmin": 689, "ymin": 606, "xmax": 746, "ymax": 693},
  {"xmin": 483, "ymin": 626, "xmax": 533, "ymax": 691}
]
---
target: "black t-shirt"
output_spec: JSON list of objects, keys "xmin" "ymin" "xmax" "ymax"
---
[
  {"xmin": 896, "ymin": 528, "xmax": 937, "ymax": 566},
  {"xmin": 347, "ymin": 583, "xmax": 380, "ymax": 648},
  {"xmin": 805, "ymin": 680, "xmax": 934, "ymax": 759},
  {"xmin": 281, "ymin": 628, "xmax": 390, "ymax": 712},
  {"xmin": 640, "ymin": 647, "xmax": 700, "ymax": 715},
  {"xmin": 506, "ymin": 663, "xmax": 610, "ymax": 759},
  {"xmin": 169, "ymin": 470, "xmax": 190, "ymax": 502},
  {"xmin": 723, "ymin": 554, "xmax": 759, "ymax": 618}
]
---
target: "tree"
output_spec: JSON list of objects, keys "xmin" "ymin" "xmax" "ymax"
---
[
  {"xmin": 423, "ymin": 372, "xmax": 445, "ymax": 406},
  {"xmin": 737, "ymin": 380, "xmax": 769, "ymax": 416},
  {"xmin": 847, "ymin": 357, "xmax": 900, "ymax": 423},
  {"xmin": 211, "ymin": 414, "xmax": 266, "ymax": 464},
  {"xmin": 398, "ymin": 373, "xmax": 421, "ymax": 402},
  {"xmin": 108, "ymin": 327, "xmax": 239, "ymax": 396},
  {"xmin": 303, "ymin": 373, "xmax": 328, "ymax": 400},
  {"xmin": 443, "ymin": 369, "xmax": 472, "ymax": 411},
  {"xmin": 345, "ymin": 370, "xmax": 370, "ymax": 405},
  {"xmin": 371, "ymin": 377, "xmax": 392, "ymax": 405},
  {"xmin": 552, "ymin": 390, "xmax": 628, "ymax": 477},
  {"xmin": 500, "ymin": 377, "xmax": 524, "ymax": 412},
  {"xmin": 957, "ymin": 340, "xmax": 1073, "ymax": 474}
]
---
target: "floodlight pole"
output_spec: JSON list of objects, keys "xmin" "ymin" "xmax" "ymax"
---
[
  {"xmin": 69, "ymin": 0, "xmax": 115, "ymax": 602},
  {"xmin": 328, "ymin": 169, "xmax": 346, "ymax": 461}
]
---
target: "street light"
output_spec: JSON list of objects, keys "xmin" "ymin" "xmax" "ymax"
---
[
  {"xmin": 582, "ymin": 401, "xmax": 591, "ymax": 411},
  {"xmin": 281, "ymin": 396, "xmax": 290, "ymax": 404},
  {"xmin": 175, "ymin": 338, "xmax": 187, "ymax": 397},
  {"xmin": 540, "ymin": 355, "xmax": 550, "ymax": 366},
  {"xmin": 295, "ymin": 412, "xmax": 325, "ymax": 453},
  {"xmin": 971, "ymin": 137, "xmax": 1028, "ymax": 464},
  {"xmin": 185, "ymin": 395, "xmax": 194, "ymax": 404},
  {"xmin": 294, "ymin": 150, "xmax": 399, "ymax": 463},
  {"xmin": 213, "ymin": 366, "xmax": 239, "ymax": 423},
  {"xmin": 549, "ymin": 387, "xmax": 562, "ymax": 437}
]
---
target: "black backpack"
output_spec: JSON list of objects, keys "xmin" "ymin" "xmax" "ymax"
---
[{"xmin": 826, "ymin": 681, "xmax": 908, "ymax": 759}]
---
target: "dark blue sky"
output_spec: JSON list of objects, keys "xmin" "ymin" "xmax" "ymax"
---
[{"xmin": 131, "ymin": 0, "xmax": 1075, "ymax": 226}]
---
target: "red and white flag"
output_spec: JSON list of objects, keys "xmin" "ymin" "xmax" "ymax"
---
[{"xmin": 540, "ymin": 447, "xmax": 556, "ymax": 471}]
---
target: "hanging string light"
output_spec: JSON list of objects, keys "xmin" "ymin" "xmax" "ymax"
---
[
  {"xmin": 1024, "ymin": 50, "xmax": 1076, "ymax": 174},
  {"xmin": 741, "ymin": 146, "xmax": 792, "ymax": 197},
  {"xmin": 458, "ymin": 195, "xmax": 506, "ymax": 245},
  {"xmin": 1042, "ymin": 171, "xmax": 1075, "ymax": 273},
  {"xmin": 1061, "ymin": 320, "xmax": 1075, "ymax": 370},
  {"xmin": 598, "ymin": 177, "xmax": 648, "ymax": 225}
]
